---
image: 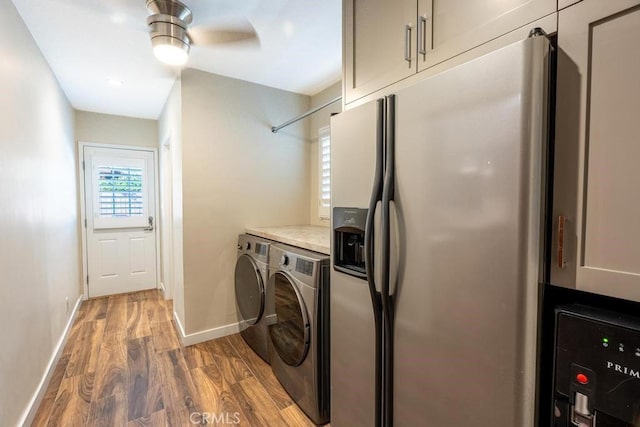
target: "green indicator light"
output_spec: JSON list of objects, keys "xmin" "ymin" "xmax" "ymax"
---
[{"xmin": 603, "ymin": 338, "xmax": 609, "ymax": 343}]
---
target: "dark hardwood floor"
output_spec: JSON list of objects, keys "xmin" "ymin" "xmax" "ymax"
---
[{"xmin": 32, "ymin": 290, "xmax": 317, "ymax": 426}]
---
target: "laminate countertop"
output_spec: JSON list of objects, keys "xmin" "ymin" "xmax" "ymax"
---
[{"xmin": 245, "ymin": 225, "xmax": 330, "ymax": 255}]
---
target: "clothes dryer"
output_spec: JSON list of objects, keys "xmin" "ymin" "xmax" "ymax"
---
[
  {"xmin": 235, "ymin": 234, "xmax": 272, "ymax": 362},
  {"xmin": 267, "ymin": 244, "xmax": 330, "ymax": 425}
]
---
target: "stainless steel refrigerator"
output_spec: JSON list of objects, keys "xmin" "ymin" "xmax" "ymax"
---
[{"xmin": 330, "ymin": 33, "xmax": 551, "ymax": 427}]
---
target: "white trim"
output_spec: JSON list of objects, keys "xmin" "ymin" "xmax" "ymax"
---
[
  {"xmin": 159, "ymin": 136, "xmax": 174, "ymax": 300},
  {"xmin": 78, "ymin": 143, "xmax": 89, "ymax": 300},
  {"xmin": 78, "ymin": 141, "xmax": 161, "ymax": 299},
  {"xmin": 153, "ymin": 143, "xmax": 162, "ymax": 300},
  {"xmin": 173, "ymin": 311, "xmax": 241, "ymax": 346},
  {"xmin": 173, "ymin": 310, "xmax": 186, "ymax": 338},
  {"xmin": 19, "ymin": 295, "xmax": 83, "ymax": 427}
]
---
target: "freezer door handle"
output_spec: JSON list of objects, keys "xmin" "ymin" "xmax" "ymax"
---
[
  {"xmin": 365, "ymin": 98, "xmax": 385, "ymax": 293},
  {"xmin": 365, "ymin": 98, "xmax": 385, "ymax": 427}
]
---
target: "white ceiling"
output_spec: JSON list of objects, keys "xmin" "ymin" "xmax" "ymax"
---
[{"xmin": 12, "ymin": 0, "xmax": 342, "ymax": 120}]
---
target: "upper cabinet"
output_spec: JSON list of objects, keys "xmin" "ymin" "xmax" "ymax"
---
[
  {"xmin": 552, "ymin": 0, "xmax": 640, "ymax": 302},
  {"xmin": 343, "ymin": 0, "xmax": 417, "ymax": 104},
  {"xmin": 417, "ymin": 0, "xmax": 556, "ymax": 71},
  {"xmin": 344, "ymin": 0, "xmax": 556, "ymax": 104}
]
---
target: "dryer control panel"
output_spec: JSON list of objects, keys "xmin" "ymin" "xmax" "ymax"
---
[{"xmin": 237, "ymin": 234, "xmax": 269, "ymax": 264}]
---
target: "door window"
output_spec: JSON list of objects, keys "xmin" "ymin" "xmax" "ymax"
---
[
  {"xmin": 268, "ymin": 272, "xmax": 309, "ymax": 366},
  {"xmin": 92, "ymin": 156, "xmax": 149, "ymax": 229}
]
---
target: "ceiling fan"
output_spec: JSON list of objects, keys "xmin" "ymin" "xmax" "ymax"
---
[{"xmin": 146, "ymin": 0, "xmax": 259, "ymax": 66}]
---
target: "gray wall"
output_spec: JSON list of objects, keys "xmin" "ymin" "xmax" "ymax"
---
[
  {"xmin": 180, "ymin": 69, "xmax": 311, "ymax": 334},
  {"xmin": 75, "ymin": 110, "xmax": 158, "ymax": 148},
  {"xmin": 309, "ymin": 81, "xmax": 342, "ymax": 226},
  {"xmin": 0, "ymin": 2, "xmax": 80, "ymax": 425}
]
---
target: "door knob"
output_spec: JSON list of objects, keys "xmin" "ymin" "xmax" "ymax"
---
[{"xmin": 144, "ymin": 216, "xmax": 154, "ymax": 231}]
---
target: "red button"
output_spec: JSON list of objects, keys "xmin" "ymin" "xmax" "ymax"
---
[{"xmin": 576, "ymin": 373, "xmax": 589, "ymax": 384}]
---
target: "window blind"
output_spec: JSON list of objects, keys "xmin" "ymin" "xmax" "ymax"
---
[
  {"xmin": 97, "ymin": 166, "xmax": 144, "ymax": 217},
  {"xmin": 319, "ymin": 126, "xmax": 331, "ymax": 218}
]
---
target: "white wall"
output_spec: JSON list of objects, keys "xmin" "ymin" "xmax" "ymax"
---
[
  {"xmin": 309, "ymin": 81, "xmax": 342, "ymax": 226},
  {"xmin": 158, "ymin": 79, "xmax": 185, "ymax": 323},
  {"xmin": 180, "ymin": 69, "xmax": 311, "ymax": 334},
  {"xmin": 75, "ymin": 110, "xmax": 158, "ymax": 148},
  {"xmin": 0, "ymin": 2, "xmax": 80, "ymax": 425}
]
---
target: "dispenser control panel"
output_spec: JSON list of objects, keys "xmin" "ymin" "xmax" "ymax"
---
[{"xmin": 554, "ymin": 305, "xmax": 640, "ymax": 426}]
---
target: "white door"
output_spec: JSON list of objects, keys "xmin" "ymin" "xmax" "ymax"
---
[{"xmin": 83, "ymin": 146, "xmax": 158, "ymax": 298}]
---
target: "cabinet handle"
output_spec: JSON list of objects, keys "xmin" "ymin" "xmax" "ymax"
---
[
  {"xmin": 404, "ymin": 24, "xmax": 412, "ymax": 66},
  {"xmin": 557, "ymin": 215, "xmax": 567, "ymax": 269},
  {"xmin": 418, "ymin": 16, "xmax": 427, "ymax": 57},
  {"xmin": 419, "ymin": 0, "xmax": 434, "ymax": 60}
]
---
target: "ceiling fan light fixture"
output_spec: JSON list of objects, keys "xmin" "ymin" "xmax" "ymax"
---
[
  {"xmin": 146, "ymin": 0, "xmax": 192, "ymax": 24},
  {"xmin": 147, "ymin": 2, "xmax": 192, "ymax": 67},
  {"xmin": 145, "ymin": 0, "xmax": 260, "ymax": 65},
  {"xmin": 151, "ymin": 35, "xmax": 190, "ymax": 66}
]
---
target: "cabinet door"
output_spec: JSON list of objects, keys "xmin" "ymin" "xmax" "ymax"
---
[
  {"xmin": 417, "ymin": 0, "xmax": 555, "ymax": 71},
  {"xmin": 552, "ymin": 0, "xmax": 640, "ymax": 302},
  {"xmin": 344, "ymin": 0, "xmax": 416, "ymax": 104}
]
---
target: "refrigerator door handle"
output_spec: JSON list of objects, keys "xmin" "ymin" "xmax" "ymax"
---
[
  {"xmin": 365, "ymin": 97, "xmax": 385, "ymax": 427},
  {"xmin": 381, "ymin": 94, "xmax": 396, "ymax": 427},
  {"xmin": 365, "ymin": 98, "xmax": 386, "ymax": 294}
]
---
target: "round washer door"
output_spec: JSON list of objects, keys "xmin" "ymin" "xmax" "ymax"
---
[
  {"xmin": 268, "ymin": 271, "xmax": 310, "ymax": 366},
  {"xmin": 234, "ymin": 254, "xmax": 265, "ymax": 326}
]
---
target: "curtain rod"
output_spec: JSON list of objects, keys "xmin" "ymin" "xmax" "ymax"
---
[{"xmin": 271, "ymin": 96, "xmax": 342, "ymax": 133}]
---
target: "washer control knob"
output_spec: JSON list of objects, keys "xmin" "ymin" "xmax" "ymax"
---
[
  {"xmin": 245, "ymin": 242, "xmax": 252, "ymax": 251},
  {"xmin": 281, "ymin": 255, "xmax": 289, "ymax": 266}
]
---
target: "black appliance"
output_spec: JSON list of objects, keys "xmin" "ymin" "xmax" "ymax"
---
[
  {"xmin": 332, "ymin": 207, "xmax": 367, "ymax": 280},
  {"xmin": 553, "ymin": 305, "xmax": 640, "ymax": 426}
]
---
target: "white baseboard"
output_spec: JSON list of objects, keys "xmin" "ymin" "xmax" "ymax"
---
[
  {"xmin": 173, "ymin": 311, "xmax": 241, "ymax": 347},
  {"xmin": 159, "ymin": 281, "xmax": 166, "ymax": 294},
  {"xmin": 19, "ymin": 295, "xmax": 83, "ymax": 427}
]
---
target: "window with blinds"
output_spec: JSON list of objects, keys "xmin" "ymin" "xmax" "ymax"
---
[
  {"xmin": 319, "ymin": 126, "xmax": 331, "ymax": 219},
  {"xmin": 90, "ymin": 153, "xmax": 150, "ymax": 230},
  {"xmin": 98, "ymin": 166, "xmax": 144, "ymax": 217}
]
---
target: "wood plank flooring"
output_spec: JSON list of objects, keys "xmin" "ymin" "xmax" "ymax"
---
[{"xmin": 32, "ymin": 290, "xmax": 318, "ymax": 426}]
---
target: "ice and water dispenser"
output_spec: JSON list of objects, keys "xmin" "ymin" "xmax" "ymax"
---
[
  {"xmin": 553, "ymin": 305, "xmax": 640, "ymax": 426},
  {"xmin": 332, "ymin": 207, "xmax": 367, "ymax": 280}
]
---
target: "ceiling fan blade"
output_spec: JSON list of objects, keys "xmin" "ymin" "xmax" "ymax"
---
[{"xmin": 188, "ymin": 25, "xmax": 259, "ymax": 47}]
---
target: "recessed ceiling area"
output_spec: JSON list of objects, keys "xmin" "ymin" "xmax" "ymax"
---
[{"xmin": 11, "ymin": 0, "xmax": 342, "ymax": 120}]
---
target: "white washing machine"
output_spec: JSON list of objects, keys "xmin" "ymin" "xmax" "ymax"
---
[
  {"xmin": 234, "ymin": 234, "xmax": 273, "ymax": 363},
  {"xmin": 267, "ymin": 244, "xmax": 330, "ymax": 425}
]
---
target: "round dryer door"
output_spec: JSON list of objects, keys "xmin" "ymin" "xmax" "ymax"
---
[
  {"xmin": 234, "ymin": 254, "xmax": 264, "ymax": 326},
  {"xmin": 268, "ymin": 271, "xmax": 310, "ymax": 366}
]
